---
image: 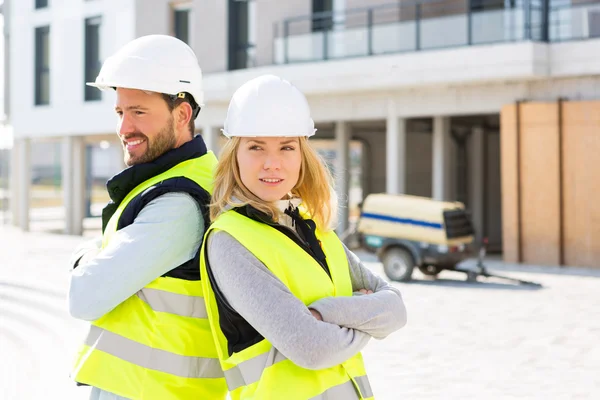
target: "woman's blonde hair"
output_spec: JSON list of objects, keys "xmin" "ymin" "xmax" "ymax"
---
[{"xmin": 210, "ymin": 136, "xmax": 338, "ymax": 231}]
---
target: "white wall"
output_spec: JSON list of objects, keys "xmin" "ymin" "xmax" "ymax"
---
[
  {"xmin": 0, "ymin": 15, "xmax": 4, "ymax": 121},
  {"xmin": 192, "ymin": 0, "xmax": 227, "ymax": 73},
  {"xmin": 135, "ymin": 0, "xmax": 171, "ymax": 38},
  {"xmin": 256, "ymin": 0, "xmax": 311, "ymax": 67},
  {"xmin": 204, "ymin": 41, "xmax": 549, "ymax": 104},
  {"xmin": 10, "ymin": 0, "xmax": 136, "ymax": 139},
  {"xmin": 551, "ymin": 38, "xmax": 600, "ymax": 76},
  {"xmin": 11, "ymin": 0, "xmax": 600, "ymax": 141},
  {"xmin": 199, "ymin": 39, "xmax": 600, "ymax": 125},
  {"xmin": 200, "ymin": 73, "xmax": 600, "ymax": 130}
]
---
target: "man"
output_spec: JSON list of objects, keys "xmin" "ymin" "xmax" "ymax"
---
[{"xmin": 68, "ymin": 35, "xmax": 226, "ymax": 400}]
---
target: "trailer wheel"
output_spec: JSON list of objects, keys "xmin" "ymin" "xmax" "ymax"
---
[
  {"xmin": 382, "ymin": 248, "xmax": 415, "ymax": 282},
  {"xmin": 418, "ymin": 265, "xmax": 442, "ymax": 277}
]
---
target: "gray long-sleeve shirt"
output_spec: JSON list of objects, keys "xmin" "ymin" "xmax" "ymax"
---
[
  {"xmin": 68, "ymin": 192, "xmax": 203, "ymax": 321},
  {"xmin": 207, "ymin": 227, "xmax": 407, "ymax": 371},
  {"xmin": 68, "ymin": 192, "xmax": 203, "ymax": 400}
]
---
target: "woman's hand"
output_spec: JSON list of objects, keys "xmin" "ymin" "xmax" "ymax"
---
[
  {"xmin": 309, "ymin": 290, "xmax": 372, "ymax": 321},
  {"xmin": 309, "ymin": 308, "xmax": 323, "ymax": 320}
]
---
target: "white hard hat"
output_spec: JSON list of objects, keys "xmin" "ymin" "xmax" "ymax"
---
[
  {"xmin": 87, "ymin": 35, "xmax": 204, "ymax": 108},
  {"xmin": 222, "ymin": 74, "xmax": 316, "ymax": 138}
]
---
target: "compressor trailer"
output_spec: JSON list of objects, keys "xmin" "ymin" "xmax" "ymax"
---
[{"xmin": 354, "ymin": 193, "xmax": 542, "ymax": 288}]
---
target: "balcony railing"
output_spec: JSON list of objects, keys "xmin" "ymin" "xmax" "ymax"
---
[
  {"xmin": 273, "ymin": 0, "xmax": 600, "ymax": 65},
  {"xmin": 550, "ymin": 0, "xmax": 600, "ymax": 41}
]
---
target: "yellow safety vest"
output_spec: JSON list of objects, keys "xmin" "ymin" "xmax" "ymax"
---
[
  {"xmin": 200, "ymin": 209, "xmax": 375, "ymax": 400},
  {"xmin": 72, "ymin": 153, "xmax": 227, "ymax": 400}
]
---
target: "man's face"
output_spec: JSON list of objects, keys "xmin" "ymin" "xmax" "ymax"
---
[{"xmin": 115, "ymin": 88, "xmax": 177, "ymax": 166}]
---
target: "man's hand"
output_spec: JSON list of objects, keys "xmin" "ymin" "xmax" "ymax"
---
[
  {"xmin": 74, "ymin": 248, "xmax": 102, "ymax": 269},
  {"xmin": 308, "ymin": 289, "xmax": 373, "ymax": 323},
  {"xmin": 69, "ymin": 236, "xmax": 103, "ymax": 270}
]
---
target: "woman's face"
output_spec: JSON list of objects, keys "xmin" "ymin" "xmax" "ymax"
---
[{"xmin": 237, "ymin": 136, "xmax": 302, "ymax": 202}]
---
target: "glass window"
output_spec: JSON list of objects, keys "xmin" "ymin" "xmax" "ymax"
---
[
  {"xmin": 228, "ymin": 0, "xmax": 256, "ymax": 70},
  {"xmin": 35, "ymin": 0, "xmax": 49, "ymax": 9},
  {"xmin": 174, "ymin": 9, "xmax": 190, "ymax": 44},
  {"xmin": 34, "ymin": 26, "xmax": 50, "ymax": 105},
  {"xmin": 84, "ymin": 16, "xmax": 102, "ymax": 101}
]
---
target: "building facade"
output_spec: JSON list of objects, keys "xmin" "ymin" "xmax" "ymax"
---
[{"xmin": 3, "ymin": 0, "xmax": 600, "ymax": 266}]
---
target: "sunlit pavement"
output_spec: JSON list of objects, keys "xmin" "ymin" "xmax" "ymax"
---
[{"xmin": 1, "ymin": 225, "xmax": 599, "ymax": 400}]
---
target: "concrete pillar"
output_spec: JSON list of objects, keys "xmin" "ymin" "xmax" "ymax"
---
[
  {"xmin": 10, "ymin": 140, "xmax": 20, "ymax": 226},
  {"xmin": 17, "ymin": 138, "xmax": 31, "ymax": 231},
  {"xmin": 73, "ymin": 139, "xmax": 86, "ymax": 235},
  {"xmin": 432, "ymin": 116, "xmax": 452, "ymax": 201},
  {"xmin": 63, "ymin": 137, "xmax": 74, "ymax": 234},
  {"xmin": 469, "ymin": 126, "xmax": 485, "ymax": 243},
  {"xmin": 202, "ymin": 125, "xmax": 221, "ymax": 156},
  {"xmin": 335, "ymin": 121, "xmax": 350, "ymax": 235},
  {"xmin": 63, "ymin": 136, "xmax": 86, "ymax": 235},
  {"xmin": 386, "ymin": 99, "xmax": 406, "ymax": 194}
]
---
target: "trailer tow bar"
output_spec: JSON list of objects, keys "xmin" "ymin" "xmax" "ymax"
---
[{"xmin": 455, "ymin": 238, "xmax": 543, "ymax": 288}]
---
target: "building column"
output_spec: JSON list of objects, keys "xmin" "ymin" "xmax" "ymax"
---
[
  {"xmin": 10, "ymin": 139, "xmax": 20, "ymax": 227},
  {"xmin": 17, "ymin": 138, "xmax": 31, "ymax": 231},
  {"xmin": 63, "ymin": 136, "xmax": 86, "ymax": 235},
  {"xmin": 63, "ymin": 137, "xmax": 74, "ymax": 234},
  {"xmin": 469, "ymin": 126, "xmax": 485, "ymax": 243},
  {"xmin": 73, "ymin": 138, "xmax": 86, "ymax": 235},
  {"xmin": 335, "ymin": 121, "xmax": 350, "ymax": 235},
  {"xmin": 432, "ymin": 116, "xmax": 451, "ymax": 201},
  {"xmin": 202, "ymin": 125, "xmax": 221, "ymax": 155},
  {"xmin": 386, "ymin": 99, "xmax": 406, "ymax": 194}
]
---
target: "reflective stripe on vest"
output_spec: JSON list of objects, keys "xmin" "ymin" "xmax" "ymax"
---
[
  {"xmin": 309, "ymin": 376, "xmax": 374, "ymax": 400},
  {"xmin": 84, "ymin": 326, "xmax": 224, "ymax": 379},
  {"xmin": 137, "ymin": 288, "xmax": 208, "ymax": 319},
  {"xmin": 73, "ymin": 153, "xmax": 227, "ymax": 400},
  {"xmin": 201, "ymin": 209, "xmax": 374, "ymax": 399},
  {"xmin": 222, "ymin": 348, "xmax": 373, "ymax": 399},
  {"xmin": 223, "ymin": 347, "xmax": 288, "ymax": 390}
]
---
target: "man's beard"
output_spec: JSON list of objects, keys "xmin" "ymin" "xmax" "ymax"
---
[{"xmin": 125, "ymin": 118, "xmax": 177, "ymax": 166}]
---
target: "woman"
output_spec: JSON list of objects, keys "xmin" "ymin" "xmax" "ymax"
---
[{"xmin": 200, "ymin": 74, "xmax": 407, "ymax": 400}]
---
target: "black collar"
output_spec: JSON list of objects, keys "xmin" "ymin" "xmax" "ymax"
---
[
  {"xmin": 101, "ymin": 135, "xmax": 208, "ymax": 231},
  {"xmin": 233, "ymin": 204, "xmax": 328, "ymax": 270}
]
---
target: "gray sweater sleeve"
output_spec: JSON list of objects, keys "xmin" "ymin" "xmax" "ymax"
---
[
  {"xmin": 308, "ymin": 245, "xmax": 408, "ymax": 339},
  {"xmin": 68, "ymin": 193, "xmax": 203, "ymax": 321},
  {"xmin": 207, "ymin": 231, "xmax": 371, "ymax": 371}
]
